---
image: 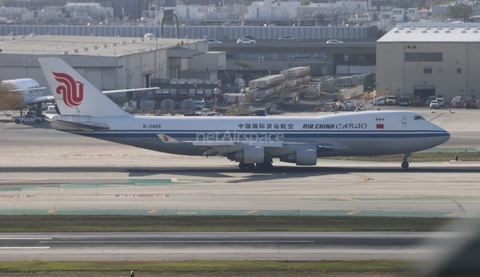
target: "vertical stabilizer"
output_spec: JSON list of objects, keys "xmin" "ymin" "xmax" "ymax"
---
[{"xmin": 38, "ymin": 57, "xmax": 127, "ymax": 116}]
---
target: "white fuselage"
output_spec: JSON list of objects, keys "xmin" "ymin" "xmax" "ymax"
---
[{"xmin": 51, "ymin": 111, "xmax": 450, "ymax": 158}]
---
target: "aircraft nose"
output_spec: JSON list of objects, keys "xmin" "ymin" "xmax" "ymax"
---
[{"xmin": 434, "ymin": 126, "xmax": 450, "ymax": 146}]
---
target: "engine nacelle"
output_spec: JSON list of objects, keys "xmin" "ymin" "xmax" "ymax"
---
[
  {"xmin": 280, "ymin": 149, "xmax": 317, "ymax": 165},
  {"xmin": 227, "ymin": 146, "xmax": 265, "ymax": 164}
]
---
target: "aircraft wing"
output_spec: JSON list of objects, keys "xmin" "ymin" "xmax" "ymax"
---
[
  {"xmin": 103, "ymin": 87, "xmax": 160, "ymax": 94},
  {"xmin": 5, "ymin": 87, "xmax": 46, "ymax": 93},
  {"xmin": 157, "ymin": 134, "xmax": 333, "ymax": 156},
  {"xmin": 25, "ymin": 95, "xmax": 54, "ymax": 105},
  {"xmin": 190, "ymin": 141, "xmax": 284, "ymax": 148}
]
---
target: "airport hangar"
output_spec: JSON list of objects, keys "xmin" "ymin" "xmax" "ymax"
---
[
  {"xmin": 0, "ymin": 35, "xmax": 225, "ymax": 95},
  {"xmin": 376, "ymin": 23, "xmax": 480, "ymax": 103}
]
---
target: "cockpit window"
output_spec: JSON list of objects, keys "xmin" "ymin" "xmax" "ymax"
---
[{"xmin": 414, "ymin": 115, "xmax": 425, "ymax": 120}]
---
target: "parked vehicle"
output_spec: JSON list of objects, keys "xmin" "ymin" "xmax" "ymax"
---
[
  {"xmin": 424, "ymin": 95, "xmax": 436, "ymax": 106},
  {"xmin": 278, "ymin": 36, "xmax": 298, "ymax": 40},
  {"xmin": 374, "ymin": 97, "xmax": 386, "ymax": 106},
  {"xmin": 326, "ymin": 39, "xmax": 344, "ymax": 44},
  {"xmin": 463, "ymin": 98, "xmax": 478, "ymax": 109},
  {"xmin": 399, "ymin": 96, "xmax": 411, "ymax": 106},
  {"xmin": 208, "ymin": 39, "xmax": 223, "ymax": 44},
  {"xmin": 429, "ymin": 100, "xmax": 439, "ymax": 109},
  {"xmin": 385, "ymin": 95, "xmax": 397, "ymax": 105},
  {"xmin": 335, "ymin": 100, "xmax": 357, "ymax": 111},
  {"xmin": 237, "ymin": 37, "xmax": 256, "ymax": 44},
  {"xmin": 194, "ymin": 100, "xmax": 205, "ymax": 110},
  {"xmin": 436, "ymin": 98, "xmax": 445, "ymax": 107}
]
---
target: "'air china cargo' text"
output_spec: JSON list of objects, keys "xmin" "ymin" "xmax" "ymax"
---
[{"xmin": 303, "ymin": 123, "xmax": 368, "ymax": 129}]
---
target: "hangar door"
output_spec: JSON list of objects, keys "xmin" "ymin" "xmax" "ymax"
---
[{"xmin": 414, "ymin": 85, "xmax": 435, "ymax": 103}]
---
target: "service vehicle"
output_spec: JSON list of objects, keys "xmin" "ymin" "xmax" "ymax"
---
[
  {"xmin": 429, "ymin": 100, "xmax": 439, "ymax": 109},
  {"xmin": 450, "ymin": 96, "xmax": 463, "ymax": 108},
  {"xmin": 436, "ymin": 98, "xmax": 445, "ymax": 107},
  {"xmin": 386, "ymin": 95, "xmax": 397, "ymax": 105},
  {"xmin": 12, "ymin": 113, "xmax": 44, "ymax": 124}
]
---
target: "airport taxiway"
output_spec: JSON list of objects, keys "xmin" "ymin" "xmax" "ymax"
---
[{"xmin": 0, "ymin": 231, "xmax": 449, "ymax": 261}]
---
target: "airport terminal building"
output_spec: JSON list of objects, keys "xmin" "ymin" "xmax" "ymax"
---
[{"xmin": 376, "ymin": 23, "xmax": 480, "ymax": 102}]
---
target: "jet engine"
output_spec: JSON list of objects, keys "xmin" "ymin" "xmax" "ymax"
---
[
  {"xmin": 280, "ymin": 149, "xmax": 317, "ymax": 165},
  {"xmin": 227, "ymin": 146, "xmax": 265, "ymax": 164}
]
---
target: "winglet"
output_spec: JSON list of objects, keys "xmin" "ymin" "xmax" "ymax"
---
[{"xmin": 38, "ymin": 57, "xmax": 127, "ymax": 117}]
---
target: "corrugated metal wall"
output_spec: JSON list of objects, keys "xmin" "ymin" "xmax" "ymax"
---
[{"xmin": 0, "ymin": 25, "xmax": 377, "ymax": 40}]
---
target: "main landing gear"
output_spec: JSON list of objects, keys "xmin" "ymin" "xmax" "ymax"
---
[
  {"xmin": 239, "ymin": 162, "xmax": 273, "ymax": 171},
  {"xmin": 401, "ymin": 153, "xmax": 411, "ymax": 169}
]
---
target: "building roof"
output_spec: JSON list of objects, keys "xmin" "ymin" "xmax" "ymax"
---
[
  {"xmin": 0, "ymin": 35, "xmax": 201, "ymax": 57},
  {"xmin": 378, "ymin": 23, "xmax": 480, "ymax": 42},
  {"xmin": 167, "ymin": 46, "xmax": 204, "ymax": 58}
]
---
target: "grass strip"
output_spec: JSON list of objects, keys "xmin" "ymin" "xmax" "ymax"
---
[
  {"xmin": 0, "ymin": 215, "xmax": 464, "ymax": 232},
  {"xmin": 0, "ymin": 260, "xmax": 411, "ymax": 274},
  {"xmin": 326, "ymin": 151, "xmax": 480, "ymax": 162}
]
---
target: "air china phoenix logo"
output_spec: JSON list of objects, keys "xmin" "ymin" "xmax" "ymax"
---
[{"xmin": 53, "ymin": 72, "xmax": 84, "ymax": 107}]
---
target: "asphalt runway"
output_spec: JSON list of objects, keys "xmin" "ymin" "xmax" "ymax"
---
[{"xmin": 0, "ymin": 231, "xmax": 450, "ymax": 261}]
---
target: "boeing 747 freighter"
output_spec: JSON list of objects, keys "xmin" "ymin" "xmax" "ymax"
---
[{"xmin": 39, "ymin": 57, "xmax": 450, "ymax": 170}]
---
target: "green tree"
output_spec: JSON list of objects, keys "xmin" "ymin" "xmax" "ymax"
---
[
  {"xmin": 234, "ymin": 60, "xmax": 253, "ymax": 70},
  {"xmin": 363, "ymin": 73, "xmax": 375, "ymax": 92},
  {"xmin": 445, "ymin": 3, "xmax": 472, "ymax": 22}
]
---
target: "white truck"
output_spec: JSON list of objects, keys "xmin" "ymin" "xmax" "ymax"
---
[{"xmin": 12, "ymin": 113, "xmax": 44, "ymax": 124}]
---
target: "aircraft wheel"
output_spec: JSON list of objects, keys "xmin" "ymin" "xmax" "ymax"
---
[
  {"xmin": 401, "ymin": 161, "xmax": 409, "ymax": 169},
  {"xmin": 245, "ymin": 163, "xmax": 255, "ymax": 171},
  {"xmin": 239, "ymin": 162, "xmax": 246, "ymax": 171}
]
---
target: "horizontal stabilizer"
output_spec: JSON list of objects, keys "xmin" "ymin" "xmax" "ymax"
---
[
  {"xmin": 103, "ymin": 87, "xmax": 160, "ymax": 94},
  {"xmin": 53, "ymin": 119, "xmax": 109, "ymax": 131}
]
